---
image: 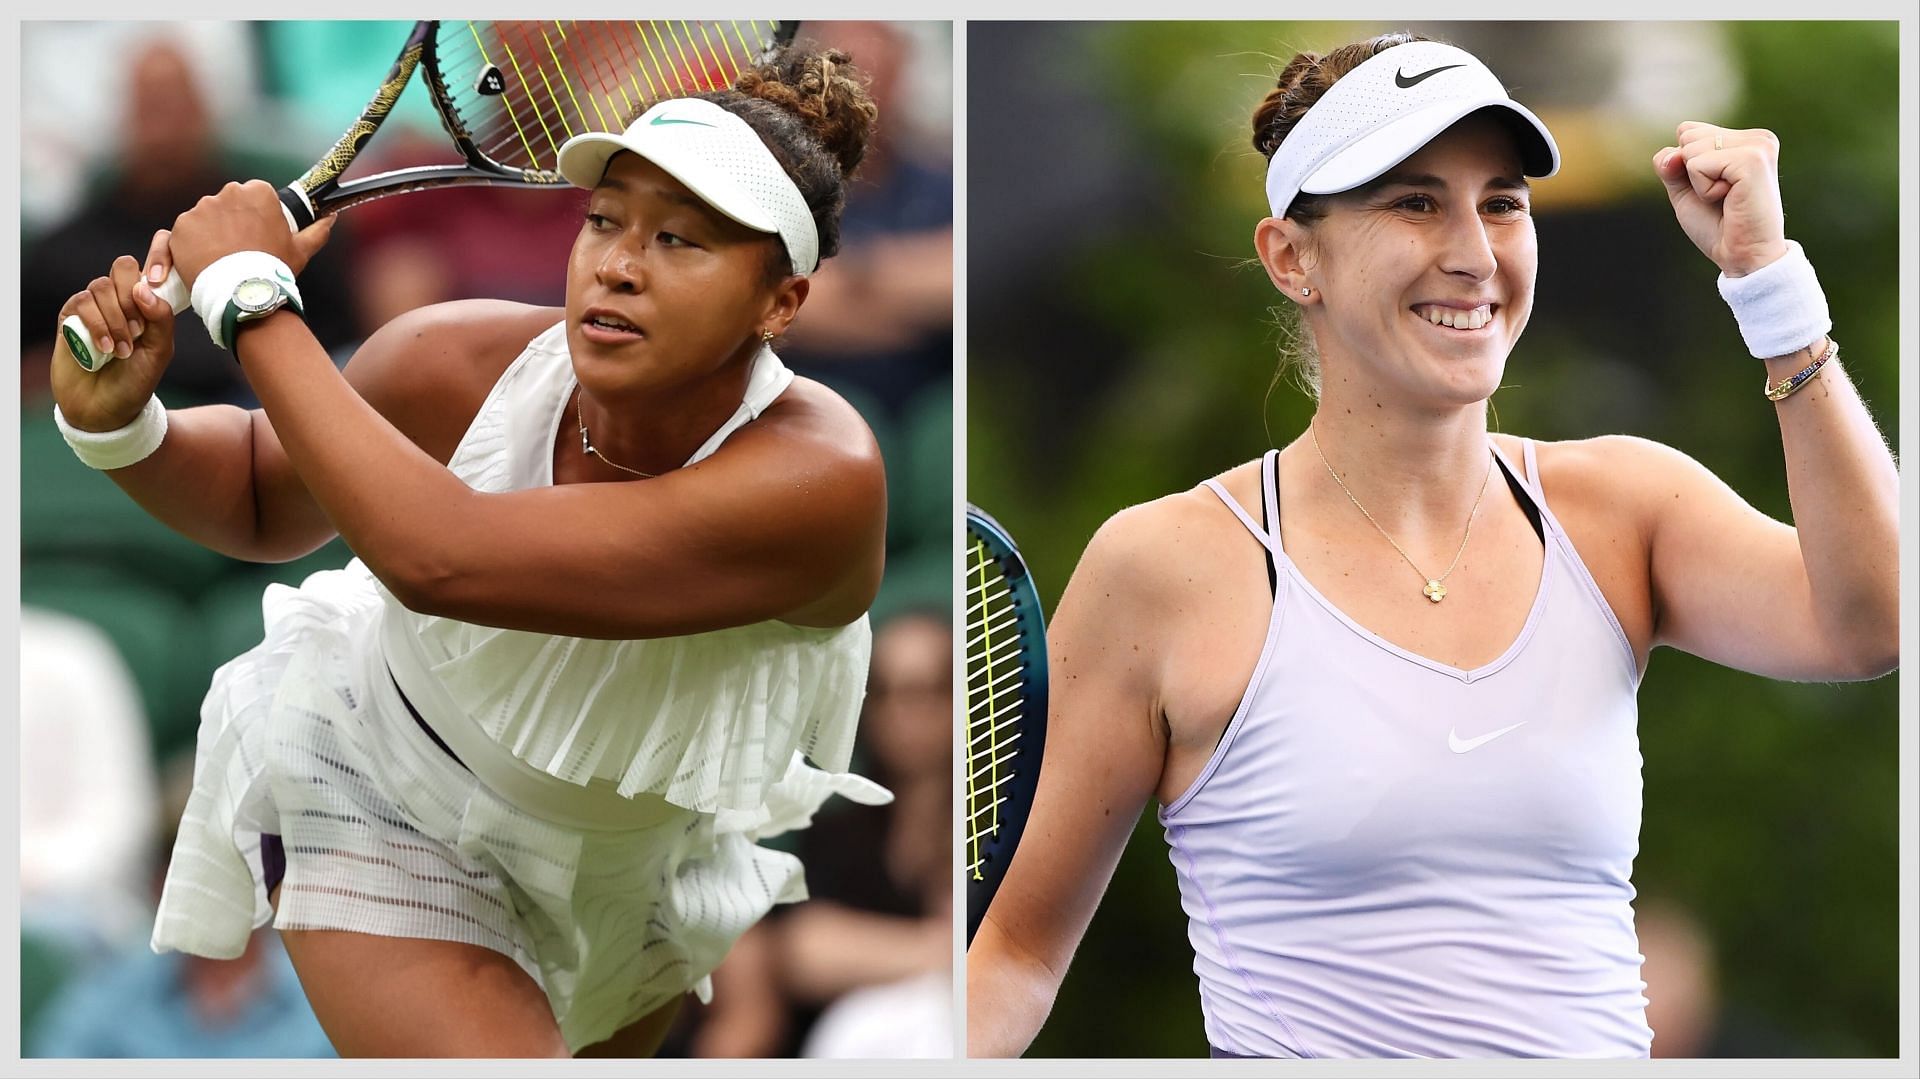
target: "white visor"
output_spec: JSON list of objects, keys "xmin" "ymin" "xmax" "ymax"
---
[
  {"xmin": 557, "ymin": 97, "xmax": 820, "ymax": 276},
  {"xmin": 1264, "ymin": 41, "xmax": 1559, "ymax": 219}
]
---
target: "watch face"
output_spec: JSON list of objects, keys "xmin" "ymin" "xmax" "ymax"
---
[{"xmin": 234, "ymin": 278, "xmax": 281, "ymax": 312}]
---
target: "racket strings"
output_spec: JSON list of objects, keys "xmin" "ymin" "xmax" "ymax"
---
[
  {"xmin": 434, "ymin": 20, "xmax": 785, "ymax": 174},
  {"xmin": 966, "ymin": 537, "xmax": 1034, "ymax": 878}
]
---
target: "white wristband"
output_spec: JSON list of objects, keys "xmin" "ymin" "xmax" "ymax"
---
[
  {"xmin": 1717, "ymin": 240, "xmax": 1831, "ymax": 359},
  {"xmin": 54, "ymin": 395, "xmax": 168, "ymax": 470},
  {"xmin": 189, "ymin": 251, "xmax": 303, "ymax": 350}
]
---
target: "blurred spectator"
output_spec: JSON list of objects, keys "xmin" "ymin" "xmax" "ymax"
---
[
  {"xmin": 25, "ymin": 755, "xmax": 336, "ymax": 1059},
  {"xmin": 19, "ymin": 607, "xmax": 160, "ymax": 952},
  {"xmin": 667, "ymin": 610, "xmax": 954, "ymax": 1057},
  {"xmin": 28, "ymin": 931, "xmax": 332, "ymax": 1059},
  {"xmin": 778, "ymin": 21, "xmax": 953, "ymax": 417},
  {"xmin": 802, "ymin": 970, "xmax": 954, "ymax": 1058},
  {"xmin": 19, "ymin": 23, "xmax": 263, "ymax": 237},
  {"xmin": 1637, "ymin": 897, "xmax": 1811, "ymax": 1057},
  {"xmin": 20, "ymin": 34, "xmax": 360, "ymax": 407}
]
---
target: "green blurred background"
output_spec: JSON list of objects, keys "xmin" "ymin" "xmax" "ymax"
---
[{"xmin": 969, "ymin": 20, "xmax": 1899, "ymax": 1058}]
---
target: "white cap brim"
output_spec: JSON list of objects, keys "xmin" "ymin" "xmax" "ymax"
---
[
  {"xmin": 1300, "ymin": 99, "xmax": 1558, "ymax": 196},
  {"xmin": 556, "ymin": 98, "xmax": 819, "ymax": 275},
  {"xmin": 1266, "ymin": 41, "xmax": 1560, "ymax": 219}
]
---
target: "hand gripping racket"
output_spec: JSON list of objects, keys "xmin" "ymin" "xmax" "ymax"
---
[
  {"xmin": 966, "ymin": 505, "xmax": 1049, "ymax": 943},
  {"xmin": 62, "ymin": 19, "xmax": 799, "ymax": 371}
]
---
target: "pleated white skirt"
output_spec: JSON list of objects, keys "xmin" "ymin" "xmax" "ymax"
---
[{"xmin": 152, "ymin": 562, "xmax": 888, "ymax": 1051}]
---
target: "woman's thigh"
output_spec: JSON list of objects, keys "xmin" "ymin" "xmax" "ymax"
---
[{"xmin": 278, "ymin": 927, "xmax": 570, "ymax": 1058}]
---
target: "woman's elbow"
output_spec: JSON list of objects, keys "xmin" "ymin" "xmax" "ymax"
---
[
  {"xmin": 368, "ymin": 546, "xmax": 466, "ymax": 617},
  {"xmin": 1838, "ymin": 639, "xmax": 1899, "ymax": 682},
  {"xmin": 1827, "ymin": 612, "xmax": 1900, "ymax": 682}
]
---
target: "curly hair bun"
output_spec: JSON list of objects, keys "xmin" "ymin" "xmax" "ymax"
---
[{"xmin": 733, "ymin": 47, "xmax": 877, "ymax": 179}]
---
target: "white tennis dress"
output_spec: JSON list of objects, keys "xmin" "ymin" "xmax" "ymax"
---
[{"xmin": 152, "ymin": 322, "xmax": 886, "ymax": 1050}]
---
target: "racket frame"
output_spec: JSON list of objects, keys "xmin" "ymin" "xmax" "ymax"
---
[
  {"xmin": 282, "ymin": 20, "xmax": 801, "ymax": 224},
  {"xmin": 965, "ymin": 505, "xmax": 1050, "ymax": 943}
]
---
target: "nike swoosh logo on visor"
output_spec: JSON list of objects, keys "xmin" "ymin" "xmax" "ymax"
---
[
  {"xmin": 650, "ymin": 116, "xmax": 716, "ymax": 127},
  {"xmin": 1396, "ymin": 64, "xmax": 1467, "ymax": 88},
  {"xmin": 1448, "ymin": 721, "xmax": 1526, "ymax": 754}
]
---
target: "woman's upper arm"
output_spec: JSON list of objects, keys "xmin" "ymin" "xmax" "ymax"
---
[
  {"xmin": 399, "ymin": 379, "xmax": 887, "ymax": 638},
  {"xmin": 974, "ymin": 506, "xmax": 1174, "ymax": 988},
  {"xmin": 1592, "ymin": 436, "xmax": 1847, "ymax": 680}
]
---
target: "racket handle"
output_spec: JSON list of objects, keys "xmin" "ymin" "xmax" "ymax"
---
[
  {"xmin": 60, "ymin": 272, "xmax": 188, "ymax": 373},
  {"xmin": 61, "ymin": 198, "xmax": 304, "ymax": 372}
]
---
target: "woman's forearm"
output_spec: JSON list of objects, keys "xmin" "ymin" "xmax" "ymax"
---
[
  {"xmin": 1767, "ymin": 339, "xmax": 1901, "ymax": 672},
  {"xmin": 965, "ymin": 918, "xmax": 1063, "ymax": 1058}
]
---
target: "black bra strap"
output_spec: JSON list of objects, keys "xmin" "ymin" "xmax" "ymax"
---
[
  {"xmin": 1259, "ymin": 454, "xmax": 1279, "ymax": 594},
  {"xmin": 1493, "ymin": 451, "xmax": 1545, "ymax": 542}
]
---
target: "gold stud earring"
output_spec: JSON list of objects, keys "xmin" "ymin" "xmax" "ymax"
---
[{"xmin": 761, "ymin": 329, "xmax": 776, "ymax": 344}]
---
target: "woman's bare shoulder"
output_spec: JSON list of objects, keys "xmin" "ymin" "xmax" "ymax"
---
[
  {"xmin": 1505, "ymin": 432, "xmax": 1705, "ymax": 501},
  {"xmin": 756, "ymin": 375, "xmax": 885, "ymax": 467},
  {"xmin": 717, "ymin": 376, "xmax": 888, "ymax": 536},
  {"xmin": 1071, "ymin": 460, "xmax": 1268, "ymax": 600},
  {"xmin": 344, "ymin": 300, "xmax": 563, "ymax": 463}
]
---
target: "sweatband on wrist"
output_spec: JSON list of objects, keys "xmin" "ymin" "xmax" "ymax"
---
[
  {"xmin": 189, "ymin": 251, "xmax": 304, "ymax": 350},
  {"xmin": 1717, "ymin": 240, "xmax": 1831, "ymax": 359},
  {"xmin": 54, "ymin": 395, "xmax": 168, "ymax": 470}
]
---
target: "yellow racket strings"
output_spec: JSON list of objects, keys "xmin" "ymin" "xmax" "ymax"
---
[
  {"xmin": 966, "ymin": 536, "xmax": 1029, "ymax": 881},
  {"xmin": 436, "ymin": 20, "xmax": 784, "ymax": 174}
]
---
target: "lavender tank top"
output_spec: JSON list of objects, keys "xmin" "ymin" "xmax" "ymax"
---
[{"xmin": 1159, "ymin": 440, "xmax": 1651, "ymax": 1058}]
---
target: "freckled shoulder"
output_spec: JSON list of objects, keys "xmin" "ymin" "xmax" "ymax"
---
[
  {"xmin": 1505, "ymin": 432, "xmax": 1693, "ymax": 536},
  {"xmin": 1073, "ymin": 460, "xmax": 1273, "ymax": 610}
]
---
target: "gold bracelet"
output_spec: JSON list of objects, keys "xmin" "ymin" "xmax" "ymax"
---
[{"xmin": 1765, "ymin": 338, "xmax": 1837, "ymax": 402}]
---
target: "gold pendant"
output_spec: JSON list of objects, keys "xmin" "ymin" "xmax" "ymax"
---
[{"xmin": 1423, "ymin": 580, "xmax": 1447, "ymax": 603}]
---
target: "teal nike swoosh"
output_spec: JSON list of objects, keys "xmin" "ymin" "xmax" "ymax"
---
[{"xmin": 650, "ymin": 116, "xmax": 715, "ymax": 127}]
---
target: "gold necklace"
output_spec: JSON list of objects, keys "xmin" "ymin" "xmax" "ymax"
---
[
  {"xmin": 1308, "ymin": 424, "xmax": 1493, "ymax": 604},
  {"xmin": 576, "ymin": 388, "xmax": 656, "ymax": 479}
]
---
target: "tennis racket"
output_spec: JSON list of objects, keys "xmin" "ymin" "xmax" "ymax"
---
[
  {"xmin": 62, "ymin": 19, "xmax": 798, "ymax": 371},
  {"xmin": 966, "ymin": 505, "xmax": 1049, "ymax": 944}
]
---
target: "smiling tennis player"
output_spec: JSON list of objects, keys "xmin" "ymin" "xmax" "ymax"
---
[{"xmin": 966, "ymin": 32, "xmax": 1898, "ymax": 1059}]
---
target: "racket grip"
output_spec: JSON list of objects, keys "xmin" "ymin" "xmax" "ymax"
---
[
  {"xmin": 62, "ymin": 198, "xmax": 304, "ymax": 372},
  {"xmin": 60, "ymin": 272, "xmax": 189, "ymax": 373}
]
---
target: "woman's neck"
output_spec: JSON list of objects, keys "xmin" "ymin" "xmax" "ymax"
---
[
  {"xmin": 577, "ymin": 346, "xmax": 760, "ymax": 476},
  {"xmin": 1296, "ymin": 384, "xmax": 1495, "ymax": 536}
]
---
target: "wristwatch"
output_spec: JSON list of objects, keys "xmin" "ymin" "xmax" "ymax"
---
[{"xmin": 220, "ymin": 270, "xmax": 305, "ymax": 351}]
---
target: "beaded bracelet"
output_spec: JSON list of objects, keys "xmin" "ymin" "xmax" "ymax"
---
[{"xmin": 1764, "ymin": 338, "xmax": 1837, "ymax": 402}]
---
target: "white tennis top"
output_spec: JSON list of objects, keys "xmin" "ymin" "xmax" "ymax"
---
[
  {"xmin": 1159, "ymin": 442, "xmax": 1652, "ymax": 1058},
  {"xmin": 380, "ymin": 322, "xmax": 872, "ymax": 815}
]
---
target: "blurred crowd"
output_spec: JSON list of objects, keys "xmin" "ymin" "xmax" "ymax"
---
[{"xmin": 20, "ymin": 19, "xmax": 953, "ymax": 1059}]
